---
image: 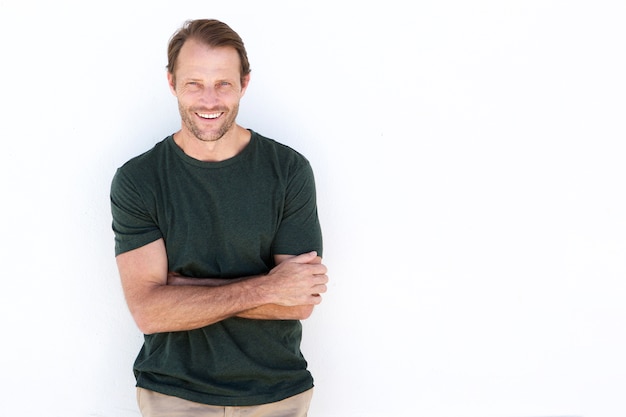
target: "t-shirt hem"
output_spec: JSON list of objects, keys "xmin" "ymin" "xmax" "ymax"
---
[
  {"xmin": 136, "ymin": 379, "xmax": 315, "ymax": 407},
  {"xmin": 114, "ymin": 232, "xmax": 162, "ymax": 256}
]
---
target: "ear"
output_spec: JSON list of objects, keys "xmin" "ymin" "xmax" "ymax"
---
[
  {"xmin": 240, "ymin": 73, "xmax": 251, "ymax": 96},
  {"xmin": 167, "ymin": 71, "xmax": 177, "ymax": 95}
]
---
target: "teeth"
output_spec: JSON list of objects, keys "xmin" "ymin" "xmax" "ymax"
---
[{"xmin": 198, "ymin": 112, "xmax": 221, "ymax": 119}]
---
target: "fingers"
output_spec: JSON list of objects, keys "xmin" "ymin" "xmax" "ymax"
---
[
  {"xmin": 309, "ymin": 274, "xmax": 329, "ymax": 302},
  {"xmin": 265, "ymin": 253, "xmax": 329, "ymax": 306},
  {"xmin": 308, "ymin": 255, "xmax": 323, "ymax": 265},
  {"xmin": 275, "ymin": 256, "xmax": 327, "ymax": 277},
  {"xmin": 285, "ymin": 251, "xmax": 319, "ymax": 264}
]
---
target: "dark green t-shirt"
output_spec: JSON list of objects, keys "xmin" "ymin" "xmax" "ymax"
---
[{"xmin": 110, "ymin": 130, "xmax": 323, "ymax": 406}]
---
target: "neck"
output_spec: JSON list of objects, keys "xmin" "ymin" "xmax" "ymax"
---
[{"xmin": 174, "ymin": 125, "xmax": 251, "ymax": 162}]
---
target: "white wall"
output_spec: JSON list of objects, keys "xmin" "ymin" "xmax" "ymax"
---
[{"xmin": 1, "ymin": 1, "xmax": 625, "ymax": 416}]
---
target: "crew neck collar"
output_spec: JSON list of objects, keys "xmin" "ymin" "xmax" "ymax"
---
[{"xmin": 167, "ymin": 129, "xmax": 256, "ymax": 168}]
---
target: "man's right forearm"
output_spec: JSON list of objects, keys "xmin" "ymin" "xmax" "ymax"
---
[
  {"xmin": 117, "ymin": 240, "xmax": 328, "ymax": 334},
  {"xmin": 167, "ymin": 273, "xmax": 316, "ymax": 321},
  {"xmin": 129, "ymin": 276, "xmax": 272, "ymax": 334}
]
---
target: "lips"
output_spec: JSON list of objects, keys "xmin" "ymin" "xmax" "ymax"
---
[{"xmin": 196, "ymin": 111, "xmax": 223, "ymax": 119}]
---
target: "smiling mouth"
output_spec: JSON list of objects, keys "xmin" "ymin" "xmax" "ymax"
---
[{"xmin": 196, "ymin": 112, "xmax": 223, "ymax": 120}]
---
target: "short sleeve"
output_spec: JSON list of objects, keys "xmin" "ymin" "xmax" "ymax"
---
[
  {"xmin": 271, "ymin": 159, "xmax": 323, "ymax": 257},
  {"xmin": 110, "ymin": 168, "xmax": 163, "ymax": 256}
]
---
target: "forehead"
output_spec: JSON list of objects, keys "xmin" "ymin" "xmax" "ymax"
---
[{"xmin": 175, "ymin": 39, "xmax": 241, "ymax": 78}]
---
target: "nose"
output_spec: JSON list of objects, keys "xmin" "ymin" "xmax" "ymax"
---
[{"xmin": 200, "ymin": 86, "xmax": 219, "ymax": 105}]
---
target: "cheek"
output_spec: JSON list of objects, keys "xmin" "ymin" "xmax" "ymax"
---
[
  {"xmin": 218, "ymin": 89, "xmax": 245, "ymax": 104},
  {"xmin": 177, "ymin": 90, "xmax": 202, "ymax": 106}
]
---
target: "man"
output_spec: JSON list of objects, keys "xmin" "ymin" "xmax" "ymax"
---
[{"xmin": 110, "ymin": 19, "xmax": 328, "ymax": 417}]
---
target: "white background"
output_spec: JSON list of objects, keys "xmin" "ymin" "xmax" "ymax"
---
[{"xmin": 1, "ymin": 1, "xmax": 625, "ymax": 416}]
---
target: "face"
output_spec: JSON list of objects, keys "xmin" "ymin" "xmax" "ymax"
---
[{"xmin": 168, "ymin": 39, "xmax": 249, "ymax": 143}]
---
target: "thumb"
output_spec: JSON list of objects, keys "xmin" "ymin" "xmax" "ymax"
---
[{"xmin": 287, "ymin": 251, "xmax": 318, "ymax": 263}]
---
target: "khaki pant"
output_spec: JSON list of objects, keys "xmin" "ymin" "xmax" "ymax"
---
[{"xmin": 137, "ymin": 387, "xmax": 313, "ymax": 417}]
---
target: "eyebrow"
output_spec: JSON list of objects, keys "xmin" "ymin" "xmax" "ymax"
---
[{"xmin": 180, "ymin": 74, "xmax": 237, "ymax": 82}]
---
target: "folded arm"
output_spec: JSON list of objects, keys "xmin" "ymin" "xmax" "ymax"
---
[
  {"xmin": 116, "ymin": 238, "xmax": 328, "ymax": 334},
  {"xmin": 166, "ymin": 255, "xmax": 323, "ymax": 321}
]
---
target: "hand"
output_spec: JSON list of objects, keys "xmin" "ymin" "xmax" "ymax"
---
[{"xmin": 262, "ymin": 251, "xmax": 329, "ymax": 307}]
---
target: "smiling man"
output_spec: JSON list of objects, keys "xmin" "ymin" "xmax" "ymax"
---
[
  {"xmin": 171, "ymin": 37, "xmax": 245, "ymax": 150},
  {"xmin": 110, "ymin": 19, "xmax": 328, "ymax": 417}
]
